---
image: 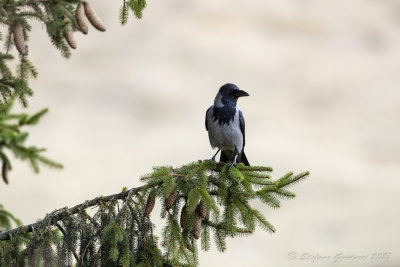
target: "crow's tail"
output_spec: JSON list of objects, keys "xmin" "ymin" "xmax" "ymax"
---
[{"xmin": 240, "ymin": 150, "xmax": 250, "ymax": 166}]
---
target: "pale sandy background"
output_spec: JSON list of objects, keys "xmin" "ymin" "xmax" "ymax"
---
[{"xmin": 1, "ymin": 0, "xmax": 400, "ymax": 266}]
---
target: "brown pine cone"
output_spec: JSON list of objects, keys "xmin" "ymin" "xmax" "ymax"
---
[
  {"xmin": 192, "ymin": 213, "xmax": 202, "ymax": 239},
  {"xmin": 165, "ymin": 189, "xmax": 177, "ymax": 209},
  {"xmin": 144, "ymin": 193, "xmax": 156, "ymax": 217},
  {"xmin": 204, "ymin": 207, "xmax": 210, "ymax": 223},
  {"xmin": 198, "ymin": 201, "xmax": 208, "ymax": 219},
  {"xmin": 64, "ymin": 25, "xmax": 77, "ymax": 49},
  {"xmin": 83, "ymin": 1, "xmax": 106, "ymax": 32},
  {"xmin": 2, "ymin": 162, "xmax": 9, "ymax": 185},
  {"xmin": 12, "ymin": 22, "xmax": 25, "ymax": 55},
  {"xmin": 75, "ymin": 2, "xmax": 88, "ymax": 34},
  {"xmin": 180, "ymin": 204, "xmax": 187, "ymax": 229}
]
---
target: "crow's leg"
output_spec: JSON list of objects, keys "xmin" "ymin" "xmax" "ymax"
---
[
  {"xmin": 228, "ymin": 148, "xmax": 239, "ymax": 169},
  {"xmin": 208, "ymin": 149, "xmax": 221, "ymax": 161}
]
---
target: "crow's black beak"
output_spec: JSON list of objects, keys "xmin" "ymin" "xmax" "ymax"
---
[{"xmin": 234, "ymin": 89, "xmax": 249, "ymax": 98}]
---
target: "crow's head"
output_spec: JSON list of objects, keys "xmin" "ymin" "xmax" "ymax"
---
[{"xmin": 215, "ymin": 83, "xmax": 249, "ymax": 107}]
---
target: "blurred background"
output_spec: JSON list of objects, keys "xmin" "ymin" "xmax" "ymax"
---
[{"xmin": 2, "ymin": 0, "xmax": 400, "ymax": 266}]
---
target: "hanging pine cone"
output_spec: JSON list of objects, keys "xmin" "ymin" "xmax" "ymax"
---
[
  {"xmin": 197, "ymin": 201, "xmax": 208, "ymax": 219},
  {"xmin": 180, "ymin": 204, "xmax": 187, "ymax": 229},
  {"xmin": 12, "ymin": 22, "xmax": 25, "ymax": 55},
  {"xmin": 204, "ymin": 207, "xmax": 210, "ymax": 223},
  {"xmin": 144, "ymin": 192, "xmax": 156, "ymax": 217},
  {"xmin": 2, "ymin": 162, "xmax": 9, "ymax": 185},
  {"xmin": 165, "ymin": 189, "xmax": 177, "ymax": 209},
  {"xmin": 75, "ymin": 2, "xmax": 88, "ymax": 34},
  {"xmin": 192, "ymin": 213, "xmax": 202, "ymax": 239},
  {"xmin": 83, "ymin": 1, "xmax": 106, "ymax": 32},
  {"xmin": 64, "ymin": 25, "xmax": 77, "ymax": 49}
]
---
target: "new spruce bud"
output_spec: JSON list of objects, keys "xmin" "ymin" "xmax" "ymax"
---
[
  {"xmin": 83, "ymin": 1, "xmax": 106, "ymax": 32},
  {"xmin": 75, "ymin": 2, "xmax": 88, "ymax": 34},
  {"xmin": 144, "ymin": 192, "xmax": 156, "ymax": 217},
  {"xmin": 12, "ymin": 22, "xmax": 25, "ymax": 55}
]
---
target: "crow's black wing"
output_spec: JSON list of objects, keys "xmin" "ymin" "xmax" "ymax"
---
[
  {"xmin": 205, "ymin": 106, "xmax": 212, "ymax": 131},
  {"xmin": 239, "ymin": 110, "xmax": 245, "ymax": 147},
  {"xmin": 239, "ymin": 110, "xmax": 250, "ymax": 165}
]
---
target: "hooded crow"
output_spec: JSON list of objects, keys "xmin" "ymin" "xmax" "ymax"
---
[{"xmin": 205, "ymin": 83, "xmax": 250, "ymax": 168}]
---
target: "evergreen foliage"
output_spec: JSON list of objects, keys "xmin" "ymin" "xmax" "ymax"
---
[
  {"xmin": 0, "ymin": 0, "xmax": 145, "ymax": 186},
  {"xmin": 0, "ymin": 0, "xmax": 113, "ymax": 106},
  {"xmin": 0, "ymin": 161, "xmax": 309, "ymax": 266},
  {"xmin": 0, "ymin": 97, "xmax": 62, "ymax": 185},
  {"xmin": 119, "ymin": 0, "xmax": 147, "ymax": 25},
  {"xmin": 0, "ymin": 204, "xmax": 22, "ymax": 232}
]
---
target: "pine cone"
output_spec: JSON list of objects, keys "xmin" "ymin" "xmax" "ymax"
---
[
  {"xmin": 198, "ymin": 201, "xmax": 208, "ymax": 219},
  {"xmin": 180, "ymin": 204, "xmax": 187, "ymax": 229},
  {"xmin": 83, "ymin": 1, "xmax": 106, "ymax": 32},
  {"xmin": 192, "ymin": 213, "xmax": 202, "ymax": 239},
  {"xmin": 165, "ymin": 189, "xmax": 177, "ymax": 209},
  {"xmin": 2, "ymin": 162, "xmax": 8, "ymax": 185},
  {"xmin": 64, "ymin": 25, "xmax": 77, "ymax": 49},
  {"xmin": 144, "ymin": 193, "xmax": 156, "ymax": 217},
  {"xmin": 12, "ymin": 22, "xmax": 25, "ymax": 55},
  {"xmin": 75, "ymin": 2, "xmax": 88, "ymax": 34},
  {"xmin": 204, "ymin": 207, "xmax": 210, "ymax": 223}
]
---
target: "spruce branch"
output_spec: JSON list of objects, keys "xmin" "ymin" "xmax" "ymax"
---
[
  {"xmin": 0, "ymin": 97, "xmax": 62, "ymax": 184},
  {"xmin": 0, "ymin": 0, "xmax": 126, "ymax": 188},
  {"xmin": 0, "ymin": 0, "xmax": 121, "ymax": 105},
  {"xmin": 0, "ymin": 161, "xmax": 308, "ymax": 266}
]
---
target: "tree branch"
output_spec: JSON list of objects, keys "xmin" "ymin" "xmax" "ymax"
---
[{"xmin": 0, "ymin": 184, "xmax": 147, "ymax": 241}]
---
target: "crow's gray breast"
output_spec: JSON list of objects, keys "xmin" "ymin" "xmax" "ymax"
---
[{"xmin": 206, "ymin": 106, "xmax": 244, "ymax": 152}]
